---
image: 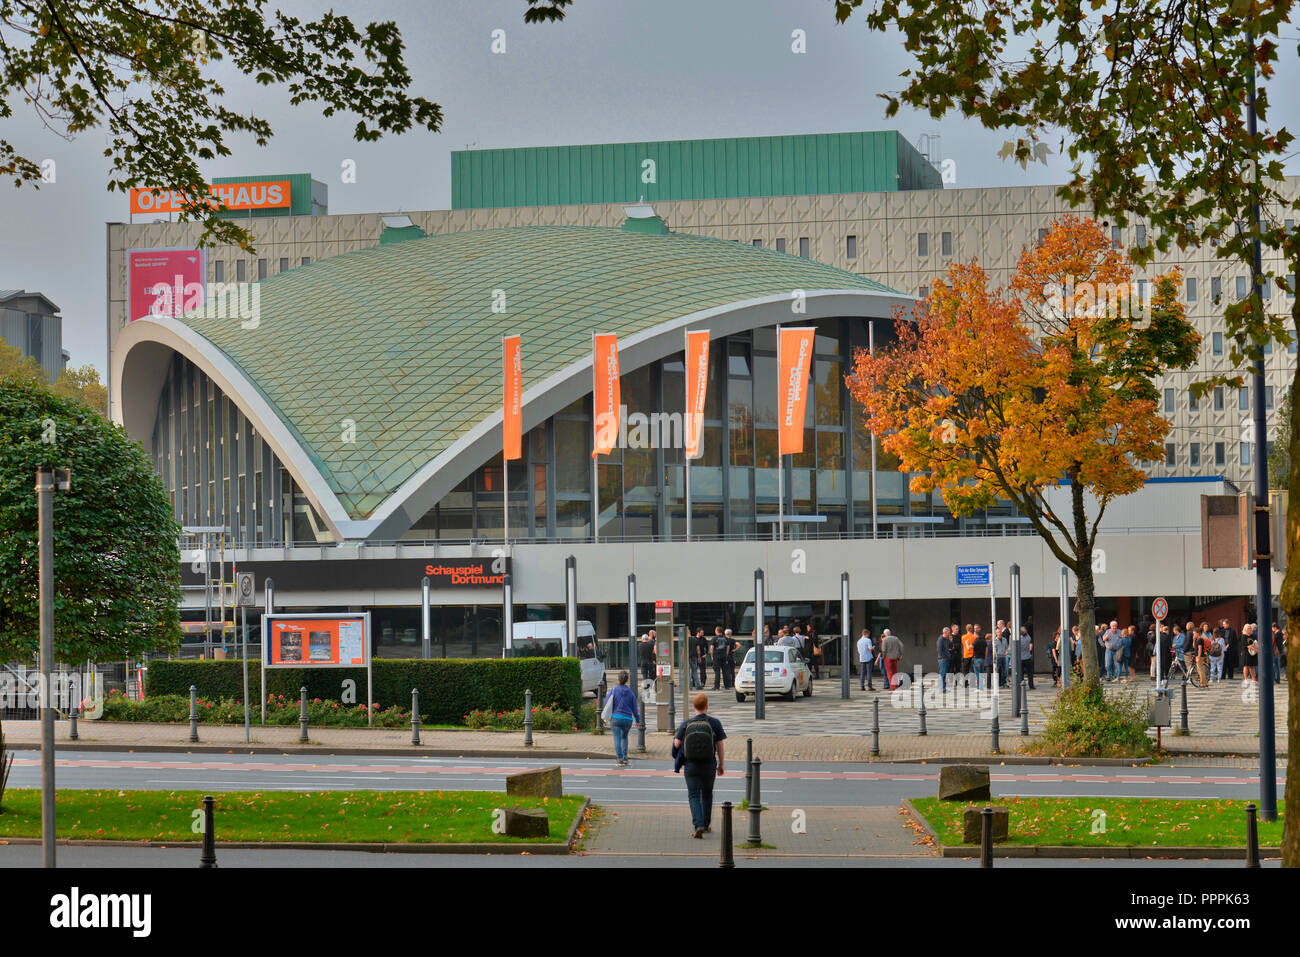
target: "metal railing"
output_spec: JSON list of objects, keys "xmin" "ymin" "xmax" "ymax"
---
[{"xmin": 184, "ymin": 523, "xmax": 1205, "ymax": 552}]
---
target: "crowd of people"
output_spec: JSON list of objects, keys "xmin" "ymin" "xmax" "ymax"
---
[
  {"xmin": 1041, "ymin": 615, "xmax": 1288, "ymax": 688},
  {"xmin": 636, "ymin": 621, "xmax": 828, "ymax": 692}
]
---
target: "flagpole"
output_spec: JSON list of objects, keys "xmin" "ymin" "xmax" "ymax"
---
[
  {"xmin": 503, "ymin": 457, "xmax": 509, "ymax": 548},
  {"xmin": 777, "ymin": 324, "xmax": 784, "ymax": 542},
  {"xmin": 685, "ymin": 330, "xmax": 692, "ymax": 542},
  {"xmin": 869, "ymin": 319, "xmax": 878, "ymax": 540},
  {"xmin": 592, "ymin": 332, "xmax": 599, "ymax": 545}
]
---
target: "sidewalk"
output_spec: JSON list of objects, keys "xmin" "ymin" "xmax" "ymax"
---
[
  {"xmin": 580, "ymin": 803, "xmax": 934, "ymax": 858},
  {"xmin": 1, "ymin": 720, "xmax": 1283, "ymax": 763}
]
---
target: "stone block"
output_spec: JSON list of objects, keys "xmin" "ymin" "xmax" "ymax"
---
[
  {"xmin": 938, "ymin": 764, "xmax": 991, "ymax": 801},
  {"xmin": 962, "ymin": 806, "xmax": 1009, "ymax": 844},
  {"xmin": 504, "ymin": 806, "xmax": 550, "ymax": 839},
  {"xmin": 506, "ymin": 765, "xmax": 562, "ymax": 798}
]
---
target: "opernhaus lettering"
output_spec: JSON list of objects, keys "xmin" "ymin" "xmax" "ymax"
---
[{"xmin": 49, "ymin": 887, "xmax": 151, "ymax": 937}]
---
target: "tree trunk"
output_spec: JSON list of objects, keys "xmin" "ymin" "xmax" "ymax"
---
[
  {"xmin": 1071, "ymin": 478, "xmax": 1101, "ymax": 689},
  {"xmin": 1074, "ymin": 558, "xmax": 1101, "ymax": 690},
  {"xmin": 1279, "ymin": 368, "xmax": 1300, "ymax": 867}
]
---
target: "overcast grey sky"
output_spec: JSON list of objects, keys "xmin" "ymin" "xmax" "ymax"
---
[{"xmin": 2, "ymin": 0, "xmax": 1297, "ymax": 377}]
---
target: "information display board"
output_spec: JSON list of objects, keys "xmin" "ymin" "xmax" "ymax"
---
[{"xmin": 264, "ymin": 614, "xmax": 370, "ymax": 668}]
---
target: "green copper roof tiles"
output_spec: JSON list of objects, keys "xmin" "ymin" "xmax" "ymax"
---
[{"xmin": 179, "ymin": 225, "xmax": 900, "ymax": 519}]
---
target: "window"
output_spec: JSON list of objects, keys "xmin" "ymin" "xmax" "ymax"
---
[
  {"xmin": 1212, "ymin": 332, "xmax": 1223, "ymax": 356},
  {"xmin": 1236, "ymin": 276, "xmax": 1248, "ymax": 300},
  {"xmin": 798, "ymin": 237, "xmax": 809, "ymax": 258},
  {"xmin": 1215, "ymin": 442, "xmax": 1225, "ymax": 467},
  {"xmin": 918, "ymin": 233, "xmax": 929, "ymax": 256},
  {"xmin": 1138, "ymin": 279, "xmax": 1148, "ymax": 306},
  {"xmin": 1186, "ymin": 277, "xmax": 1197, "ymax": 302},
  {"xmin": 1112, "ymin": 225, "xmax": 1122, "ymax": 248},
  {"xmin": 1189, "ymin": 443, "xmax": 1200, "ymax": 467},
  {"xmin": 1211, "ymin": 277, "xmax": 1222, "ymax": 302},
  {"xmin": 846, "ymin": 235, "xmax": 857, "ymax": 259},
  {"xmin": 214, "ymin": 261, "xmax": 224, "ymax": 283},
  {"xmin": 1241, "ymin": 442, "xmax": 1252, "ymax": 466},
  {"xmin": 1163, "ymin": 388, "xmax": 1174, "ymax": 413},
  {"xmin": 1037, "ymin": 228, "xmax": 1048, "ymax": 244},
  {"xmin": 1264, "ymin": 340, "xmax": 1272, "ymax": 355},
  {"xmin": 279, "ymin": 257, "xmax": 288, "ymax": 272},
  {"xmin": 752, "ymin": 239, "xmax": 763, "ymax": 248},
  {"xmin": 301, "ymin": 256, "xmax": 311, "ymax": 266},
  {"xmin": 236, "ymin": 260, "xmax": 246, "ymax": 282},
  {"xmin": 1266, "ymin": 386, "xmax": 1274, "ymax": 410},
  {"xmin": 1165, "ymin": 443, "xmax": 1176, "ymax": 466},
  {"xmin": 1239, "ymin": 387, "xmax": 1249, "ymax": 411},
  {"xmin": 1213, "ymin": 387, "xmax": 1224, "ymax": 411},
  {"xmin": 1188, "ymin": 389, "xmax": 1198, "ymax": 413},
  {"xmin": 1287, "ymin": 219, "xmax": 1296, "ymax": 235},
  {"xmin": 919, "ymin": 285, "xmax": 930, "ymax": 299},
  {"xmin": 775, "ymin": 239, "xmax": 786, "ymax": 254},
  {"xmin": 1289, "ymin": 338, "xmax": 1297, "ymax": 356},
  {"xmin": 257, "ymin": 259, "xmax": 267, "ymax": 280},
  {"xmin": 941, "ymin": 231, "xmax": 952, "ymax": 256},
  {"xmin": 1136, "ymin": 225, "xmax": 1147, "ymax": 248},
  {"xmin": 1286, "ymin": 273, "xmax": 1296, "ymax": 298}
]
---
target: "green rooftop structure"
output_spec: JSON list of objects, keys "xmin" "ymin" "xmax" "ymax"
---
[
  {"xmin": 452, "ymin": 131, "xmax": 943, "ymax": 210},
  {"xmin": 115, "ymin": 222, "xmax": 909, "ymax": 542}
]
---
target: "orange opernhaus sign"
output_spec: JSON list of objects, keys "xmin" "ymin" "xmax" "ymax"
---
[{"xmin": 129, "ymin": 180, "xmax": 292, "ymax": 215}]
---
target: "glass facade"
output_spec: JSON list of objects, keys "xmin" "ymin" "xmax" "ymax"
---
[
  {"xmin": 404, "ymin": 317, "xmax": 1022, "ymax": 542},
  {"xmin": 150, "ymin": 352, "xmax": 327, "ymax": 546}
]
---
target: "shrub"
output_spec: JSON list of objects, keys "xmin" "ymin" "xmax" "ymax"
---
[
  {"xmin": 142, "ymin": 657, "xmax": 582, "ymax": 725},
  {"xmin": 464, "ymin": 705, "xmax": 576, "ymax": 731},
  {"xmin": 1030, "ymin": 683, "xmax": 1155, "ymax": 758}
]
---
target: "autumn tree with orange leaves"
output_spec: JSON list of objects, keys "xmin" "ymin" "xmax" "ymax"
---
[{"xmin": 847, "ymin": 217, "xmax": 1200, "ymax": 689}]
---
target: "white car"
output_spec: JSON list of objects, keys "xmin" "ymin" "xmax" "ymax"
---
[{"xmin": 734, "ymin": 645, "xmax": 812, "ymax": 702}]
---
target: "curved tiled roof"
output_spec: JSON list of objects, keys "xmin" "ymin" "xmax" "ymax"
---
[{"xmin": 177, "ymin": 225, "xmax": 901, "ymax": 519}]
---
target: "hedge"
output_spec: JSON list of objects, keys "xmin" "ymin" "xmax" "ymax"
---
[{"xmin": 143, "ymin": 658, "xmax": 583, "ymax": 724}]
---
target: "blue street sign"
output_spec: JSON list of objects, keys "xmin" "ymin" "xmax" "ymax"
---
[{"xmin": 956, "ymin": 563, "xmax": 992, "ymax": 587}]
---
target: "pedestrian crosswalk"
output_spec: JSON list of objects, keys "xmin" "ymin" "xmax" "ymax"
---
[{"xmin": 689, "ymin": 673, "xmax": 1288, "ymax": 738}]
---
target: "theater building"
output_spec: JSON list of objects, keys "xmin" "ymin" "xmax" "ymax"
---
[{"xmin": 107, "ymin": 133, "xmax": 1288, "ymax": 661}]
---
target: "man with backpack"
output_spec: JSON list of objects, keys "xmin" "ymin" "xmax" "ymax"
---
[
  {"xmin": 672, "ymin": 693, "xmax": 727, "ymax": 839},
  {"xmin": 1208, "ymin": 628, "xmax": 1225, "ymax": 683},
  {"xmin": 710, "ymin": 627, "xmax": 729, "ymax": 690}
]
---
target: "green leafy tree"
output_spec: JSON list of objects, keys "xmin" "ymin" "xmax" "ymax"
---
[
  {"xmin": 0, "ymin": 340, "xmax": 48, "ymax": 387},
  {"xmin": 1269, "ymin": 390, "xmax": 1291, "ymax": 489},
  {"xmin": 52, "ymin": 364, "xmax": 108, "ymax": 417},
  {"xmin": 832, "ymin": 0, "xmax": 1300, "ymax": 863},
  {"xmin": 0, "ymin": 379, "xmax": 180, "ymax": 661},
  {"xmin": 0, "ymin": 0, "xmax": 446, "ymax": 250}
]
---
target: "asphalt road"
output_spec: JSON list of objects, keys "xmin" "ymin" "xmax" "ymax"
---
[{"xmin": 4, "ymin": 751, "xmax": 1286, "ymax": 805}]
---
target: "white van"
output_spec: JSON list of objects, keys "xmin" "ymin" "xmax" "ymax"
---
[{"xmin": 510, "ymin": 620, "xmax": 605, "ymax": 695}]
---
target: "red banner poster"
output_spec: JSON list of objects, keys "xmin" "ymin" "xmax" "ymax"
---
[
  {"xmin": 778, "ymin": 327, "xmax": 816, "ymax": 456},
  {"xmin": 503, "ymin": 335, "xmax": 523, "ymax": 461},
  {"xmin": 684, "ymin": 329, "xmax": 710, "ymax": 460},
  {"xmin": 592, "ymin": 333, "xmax": 621, "ymax": 457},
  {"xmin": 127, "ymin": 248, "xmax": 205, "ymax": 322}
]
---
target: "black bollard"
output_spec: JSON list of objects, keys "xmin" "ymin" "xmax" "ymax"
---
[
  {"xmin": 199, "ymin": 795, "xmax": 217, "ymax": 869},
  {"xmin": 745, "ymin": 738, "xmax": 753, "ymax": 806},
  {"xmin": 991, "ymin": 713, "xmax": 1001, "ymax": 754},
  {"xmin": 719, "ymin": 802, "xmax": 735, "ymax": 869},
  {"xmin": 871, "ymin": 696, "xmax": 880, "ymax": 757},
  {"xmin": 411, "ymin": 688, "xmax": 421, "ymax": 746},
  {"xmin": 596, "ymin": 678, "xmax": 607, "ymax": 733},
  {"xmin": 69, "ymin": 702, "xmax": 79, "ymax": 742},
  {"xmin": 1246, "ymin": 803, "xmax": 1260, "ymax": 868},
  {"xmin": 189, "ymin": 684, "xmax": 199, "ymax": 743},
  {"xmin": 668, "ymin": 678, "xmax": 676, "ymax": 735},
  {"xmin": 1020, "ymin": 679, "xmax": 1030, "ymax": 735},
  {"xmin": 298, "ymin": 686, "xmax": 308, "ymax": 743},
  {"xmin": 918, "ymin": 675, "xmax": 928, "ymax": 736},
  {"xmin": 980, "ymin": 806, "xmax": 993, "ymax": 868},
  {"xmin": 523, "ymin": 688, "xmax": 534, "ymax": 747},
  {"xmin": 746, "ymin": 757, "xmax": 763, "ymax": 847},
  {"xmin": 1179, "ymin": 675, "xmax": 1189, "ymax": 735}
]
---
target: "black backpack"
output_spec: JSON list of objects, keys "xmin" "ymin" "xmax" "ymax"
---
[{"xmin": 682, "ymin": 715, "xmax": 716, "ymax": 762}]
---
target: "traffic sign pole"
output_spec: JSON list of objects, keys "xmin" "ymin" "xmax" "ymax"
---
[{"xmin": 1152, "ymin": 598, "xmax": 1168, "ymax": 689}]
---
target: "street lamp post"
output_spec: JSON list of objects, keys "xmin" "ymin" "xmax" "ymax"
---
[{"xmin": 36, "ymin": 466, "xmax": 71, "ymax": 869}]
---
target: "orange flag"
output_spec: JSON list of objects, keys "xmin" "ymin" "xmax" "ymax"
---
[
  {"xmin": 778, "ymin": 327, "xmax": 816, "ymax": 456},
  {"xmin": 592, "ymin": 333, "xmax": 621, "ymax": 457},
  {"xmin": 684, "ymin": 329, "xmax": 710, "ymax": 460},
  {"xmin": 503, "ymin": 335, "xmax": 522, "ymax": 461}
]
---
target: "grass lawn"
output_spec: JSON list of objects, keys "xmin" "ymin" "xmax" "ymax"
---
[
  {"xmin": 0, "ymin": 789, "xmax": 586, "ymax": 844},
  {"xmin": 911, "ymin": 796, "xmax": 1284, "ymax": 848}
]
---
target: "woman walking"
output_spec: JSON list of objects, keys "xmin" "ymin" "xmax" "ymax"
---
[
  {"xmin": 1050, "ymin": 629, "xmax": 1062, "ymax": 687},
  {"xmin": 604, "ymin": 670, "xmax": 640, "ymax": 767}
]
